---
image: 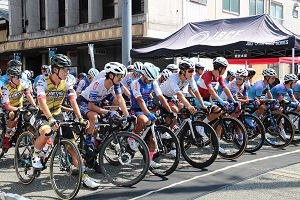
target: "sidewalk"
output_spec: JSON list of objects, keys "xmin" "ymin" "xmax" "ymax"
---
[
  {"xmin": 0, "ymin": 192, "xmax": 30, "ymax": 200},
  {"xmin": 196, "ymin": 162, "xmax": 300, "ymax": 200}
]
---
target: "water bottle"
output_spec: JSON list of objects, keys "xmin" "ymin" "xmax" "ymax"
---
[{"xmin": 43, "ymin": 134, "xmax": 55, "ymax": 152}]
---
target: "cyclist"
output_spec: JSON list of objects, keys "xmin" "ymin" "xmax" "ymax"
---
[
  {"xmin": 76, "ymin": 68, "xmax": 98, "ymax": 96},
  {"xmin": 194, "ymin": 62, "xmax": 205, "ymax": 85},
  {"xmin": 0, "ymin": 60, "xmax": 29, "ymax": 88},
  {"xmin": 127, "ymin": 65, "xmax": 134, "ymax": 73},
  {"xmin": 33, "ymin": 65, "xmax": 49, "ymax": 90},
  {"xmin": 245, "ymin": 68, "xmax": 256, "ymax": 89},
  {"xmin": 217, "ymin": 69, "xmax": 235, "ymax": 95},
  {"xmin": 121, "ymin": 61, "xmax": 144, "ymax": 90},
  {"xmin": 129, "ymin": 62, "xmax": 174, "ymax": 168},
  {"xmin": 1, "ymin": 67, "xmax": 37, "ymax": 152},
  {"xmin": 76, "ymin": 62, "xmax": 130, "ymax": 158},
  {"xmin": 157, "ymin": 69, "xmax": 172, "ymax": 86},
  {"xmin": 166, "ymin": 63, "xmax": 179, "ymax": 73},
  {"xmin": 32, "ymin": 54, "xmax": 99, "ymax": 189}
]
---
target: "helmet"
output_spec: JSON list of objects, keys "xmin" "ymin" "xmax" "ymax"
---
[
  {"xmin": 23, "ymin": 70, "xmax": 31, "ymax": 79},
  {"xmin": 30, "ymin": 70, "xmax": 34, "ymax": 77},
  {"xmin": 133, "ymin": 61, "xmax": 144, "ymax": 72},
  {"xmin": 166, "ymin": 64, "xmax": 179, "ymax": 71},
  {"xmin": 155, "ymin": 66, "xmax": 161, "ymax": 72},
  {"xmin": 69, "ymin": 70, "xmax": 76, "ymax": 76},
  {"xmin": 46, "ymin": 65, "xmax": 52, "ymax": 75},
  {"xmin": 213, "ymin": 57, "xmax": 228, "ymax": 69},
  {"xmin": 88, "ymin": 68, "xmax": 99, "ymax": 78},
  {"xmin": 7, "ymin": 66, "xmax": 22, "ymax": 77},
  {"xmin": 284, "ymin": 74, "xmax": 298, "ymax": 82},
  {"xmin": 7, "ymin": 59, "xmax": 22, "ymax": 68},
  {"xmin": 161, "ymin": 69, "xmax": 172, "ymax": 80},
  {"xmin": 143, "ymin": 62, "xmax": 159, "ymax": 81},
  {"xmin": 247, "ymin": 68, "xmax": 256, "ymax": 76},
  {"xmin": 262, "ymin": 68, "xmax": 277, "ymax": 77},
  {"xmin": 235, "ymin": 69, "xmax": 248, "ymax": 77},
  {"xmin": 79, "ymin": 72, "xmax": 87, "ymax": 78},
  {"xmin": 179, "ymin": 59, "xmax": 194, "ymax": 70},
  {"xmin": 194, "ymin": 62, "xmax": 205, "ymax": 69},
  {"xmin": 227, "ymin": 69, "xmax": 235, "ymax": 77},
  {"xmin": 127, "ymin": 65, "xmax": 134, "ymax": 70},
  {"xmin": 50, "ymin": 54, "xmax": 72, "ymax": 67},
  {"xmin": 41, "ymin": 65, "xmax": 49, "ymax": 70},
  {"xmin": 104, "ymin": 62, "xmax": 127, "ymax": 77}
]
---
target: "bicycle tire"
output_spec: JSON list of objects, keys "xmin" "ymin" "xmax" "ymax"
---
[
  {"xmin": 213, "ymin": 116, "xmax": 247, "ymax": 160},
  {"xmin": 240, "ymin": 114, "xmax": 265, "ymax": 153},
  {"xmin": 149, "ymin": 125, "xmax": 180, "ymax": 176},
  {"xmin": 262, "ymin": 111, "xmax": 295, "ymax": 149},
  {"xmin": 0, "ymin": 118, "xmax": 6, "ymax": 159},
  {"xmin": 180, "ymin": 121, "xmax": 218, "ymax": 168},
  {"xmin": 99, "ymin": 131, "xmax": 150, "ymax": 187},
  {"xmin": 50, "ymin": 139, "xmax": 83, "ymax": 200},
  {"xmin": 286, "ymin": 111, "xmax": 300, "ymax": 144},
  {"xmin": 14, "ymin": 131, "xmax": 36, "ymax": 185}
]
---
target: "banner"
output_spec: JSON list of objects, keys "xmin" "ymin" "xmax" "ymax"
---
[
  {"xmin": 48, "ymin": 48, "xmax": 57, "ymax": 64},
  {"xmin": 88, "ymin": 44, "xmax": 95, "ymax": 69},
  {"xmin": 14, "ymin": 53, "xmax": 21, "ymax": 61}
]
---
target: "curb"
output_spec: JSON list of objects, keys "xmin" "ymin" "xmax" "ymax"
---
[{"xmin": 0, "ymin": 192, "xmax": 31, "ymax": 200}]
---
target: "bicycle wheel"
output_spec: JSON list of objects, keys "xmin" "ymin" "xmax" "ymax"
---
[
  {"xmin": 99, "ymin": 131, "xmax": 150, "ymax": 187},
  {"xmin": 286, "ymin": 111, "xmax": 300, "ymax": 144},
  {"xmin": 149, "ymin": 125, "xmax": 180, "ymax": 176},
  {"xmin": 50, "ymin": 139, "xmax": 83, "ymax": 200},
  {"xmin": 0, "ymin": 119, "xmax": 6, "ymax": 159},
  {"xmin": 240, "ymin": 114, "xmax": 265, "ymax": 153},
  {"xmin": 213, "ymin": 116, "xmax": 247, "ymax": 160},
  {"xmin": 180, "ymin": 121, "xmax": 218, "ymax": 168},
  {"xmin": 262, "ymin": 112, "xmax": 294, "ymax": 149},
  {"xmin": 14, "ymin": 131, "xmax": 36, "ymax": 184}
]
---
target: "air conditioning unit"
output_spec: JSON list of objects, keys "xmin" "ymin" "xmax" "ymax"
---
[{"xmin": 94, "ymin": 48, "xmax": 106, "ymax": 55}]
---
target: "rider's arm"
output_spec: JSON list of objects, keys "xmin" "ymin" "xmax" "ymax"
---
[
  {"xmin": 131, "ymin": 80, "xmax": 151, "ymax": 115},
  {"xmin": 188, "ymin": 79, "xmax": 206, "ymax": 108},
  {"xmin": 25, "ymin": 92, "xmax": 37, "ymax": 107},
  {"xmin": 113, "ymin": 85, "xmax": 129, "ymax": 116},
  {"xmin": 2, "ymin": 86, "xmax": 18, "ymax": 111},
  {"xmin": 153, "ymin": 81, "xmax": 172, "ymax": 112}
]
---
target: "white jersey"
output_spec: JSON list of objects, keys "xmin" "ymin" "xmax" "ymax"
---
[
  {"xmin": 160, "ymin": 73, "xmax": 197, "ymax": 98},
  {"xmin": 220, "ymin": 80, "xmax": 247, "ymax": 100},
  {"xmin": 121, "ymin": 72, "xmax": 139, "ymax": 90},
  {"xmin": 93, "ymin": 70, "xmax": 106, "ymax": 81}
]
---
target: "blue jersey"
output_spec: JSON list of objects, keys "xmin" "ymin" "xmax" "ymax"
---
[
  {"xmin": 293, "ymin": 81, "xmax": 300, "ymax": 93},
  {"xmin": 76, "ymin": 77, "xmax": 90, "ymax": 93},
  {"xmin": 248, "ymin": 80, "xmax": 270, "ymax": 99},
  {"xmin": 33, "ymin": 74, "xmax": 45, "ymax": 88},
  {"xmin": 217, "ymin": 78, "xmax": 229, "ymax": 96},
  {"xmin": 270, "ymin": 83, "xmax": 293, "ymax": 100}
]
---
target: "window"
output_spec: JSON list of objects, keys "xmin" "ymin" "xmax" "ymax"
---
[
  {"xmin": 59, "ymin": 0, "xmax": 65, "ymax": 27},
  {"xmin": 249, "ymin": 0, "xmax": 264, "ymax": 16},
  {"xmin": 103, "ymin": 0, "xmax": 115, "ymax": 20},
  {"xmin": 79, "ymin": 0, "xmax": 88, "ymax": 23},
  {"xmin": 270, "ymin": 2, "xmax": 283, "ymax": 24},
  {"xmin": 190, "ymin": 0, "xmax": 207, "ymax": 4},
  {"xmin": 22, "ymin": 0, "xmax": 28, "ymax": 33},
  {"xmin": 222, "ymin": 0, "xmax": 240, "ymax": 14},
  {"xmin": 132, "ymin": 0, "xmax": 144, "ymax": 15},
  {"xmin": 40, "ymin": 0, "xmax": 45, "ymax": 30}
]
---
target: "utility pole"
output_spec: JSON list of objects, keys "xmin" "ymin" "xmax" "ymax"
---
[{"xmin": 122, "ymin": 0, "xmax": 132, "ymax": 66}]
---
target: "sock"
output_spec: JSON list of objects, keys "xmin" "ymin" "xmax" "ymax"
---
[
  {"xmin": 5, "ymin": 128, "xmax": 12, "ymax": 138},
  {"xmin": 149, "ymin": 152, "xmax": 155, "ymax": 162},
  {"xmin": 203, "ymin": 117, "xmax": 210, "ymax": 124},
  {"xmin": 82, "ymin": 172, "xmax": 88, "ymax": 180},
  {"xmin": 85, "ymin": 134, "xmax": 92, "ymax": 146},
  {"xmin": 33, "ymin": 147, "xmax": 41, "ymax": 157}
]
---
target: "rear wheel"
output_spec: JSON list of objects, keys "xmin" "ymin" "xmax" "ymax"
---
[{"xmin": 286, "ymin": 111, "xmax": 300, "ymax": 144}]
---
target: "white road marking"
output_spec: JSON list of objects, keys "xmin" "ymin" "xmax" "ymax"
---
[{"xmin": 130, "ymin": 149, "xmax": 300, "ymax": 200}]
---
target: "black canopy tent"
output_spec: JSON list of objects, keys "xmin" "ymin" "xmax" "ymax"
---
[{"xmin": 130, "ymin": 14, "xmax": 300, "ymax": 59}]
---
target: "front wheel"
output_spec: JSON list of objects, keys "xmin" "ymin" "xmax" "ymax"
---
[
  {"xmin": 50, "ymin": 139, "xmax": 83, "ymax": 200},
  {"xmin": 14, "ymin": 131, "xmax": 36, "ymax": 185},
  {"xmin": 99, "ymin": 131, "xmax": 150, "ymax": 187}
]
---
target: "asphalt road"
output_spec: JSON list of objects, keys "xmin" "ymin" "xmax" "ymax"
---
[{"xmin": 1, "ymin": 143, "xmax": 300, "ymax": 200}]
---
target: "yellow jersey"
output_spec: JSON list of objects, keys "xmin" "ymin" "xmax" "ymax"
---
[{"xmin": 2, "ymin": 80, "xmax": 30, "ymax": 108}]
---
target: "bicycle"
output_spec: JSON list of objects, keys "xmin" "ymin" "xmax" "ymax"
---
[
  {"xmin": 14, "ymin": 121, "xmax": 84, "ymax": 200},
  {"xmin": 72, "ymin": 115, "xmax": 150, "ymax": 187}
]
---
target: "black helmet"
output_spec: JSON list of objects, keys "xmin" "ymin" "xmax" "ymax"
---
[
  {"xmin": 79, "ymin": 72, "xmax": 87, "ymax": 78},
  {"xmin": 50, "ymin": 54, "xmax": 72, "ymax": 67},
  {"xmin": 7, "ymin": 66, "xmax": 22, "ymax": 77},
  {"xmin": 7, "ymin": 59, "xmax": 22, "ymax": 68}
]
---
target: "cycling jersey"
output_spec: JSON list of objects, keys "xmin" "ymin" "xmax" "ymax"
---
[
  {"xmin": 160, "ymin": 73, "xmax": 197, "ymax": 98},
  {"xmin": 217, "ymin": 78, "xmax": 229, "ymax": 96},
  {"xmin": 36, "ymin": 75, "xmax": 75, "ymax": 116},
  {"xmin": 247, "ymin": 80, "xmax": 270, "ymax": 100},
  {"xmin": 220, "ymin": 80, "xmax": 247, "ymax": 100},
  {"xmin": 193, "ymin": 74, "xmax": 201, "ymax": 86},
  {"xmin": 270, "ymin": 83, "xmax": 293, "ymax": 100},
  {"xmin": 2, "ymin": 80, "xmax": 30, "ymax": 107},
  {"xmin": 131, "ymin": 78, "xmax": 162, "ymax": 109},
  {"xmin": 76, "ymin": 77, "xmax": 90, "ymax": 93},
  {"xmin": 33, "ymin": 74, "xmax": 45, "ymax": 88},
  {"xmin": 198, "ymin": 71, "xmax": 226, "ymax": 99},
  {"xmin": 80, "ymin": 78, "xmax": 121, "ymax": 102},
  {"xmin": 293, "ymin": 81, "xmax": 300, "ymax": 93},
  {"xmin": 121, "ymin": 72, "xmax": 139, "ymax": 90}
]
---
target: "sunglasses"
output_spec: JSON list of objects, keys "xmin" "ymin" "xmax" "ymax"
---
[
  {"xmin": 236, "ymin": 77, "xmax": 244, "ymax": 81},
  {"xmin": 115, "ymin": 74, "xmax": 123, "ymax": 79},
  {"xmin": 187, "ymin": 69, "xmax": 195, "ymax": 73}
]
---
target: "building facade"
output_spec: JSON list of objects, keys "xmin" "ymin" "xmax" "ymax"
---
[{"xmin": 3, "ymin": 0, "xmax": 300, "ymax": 78}]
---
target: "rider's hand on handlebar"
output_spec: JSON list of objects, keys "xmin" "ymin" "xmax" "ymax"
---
[
  {"xmin": 187, "ymin": 105, "xmax": 196, "ymax": 115},
  {"xmin": 48, "ymin": 116, "xmax": 59, "ymax": 131},
  {"xmin": 79, "ymin": 117, "xmax": 89, "ymax": 129}
]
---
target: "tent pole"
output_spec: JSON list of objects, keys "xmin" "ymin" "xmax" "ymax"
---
[{"xmin": 292, "ymin": 48, "xmax": 295, "ymax": 74}]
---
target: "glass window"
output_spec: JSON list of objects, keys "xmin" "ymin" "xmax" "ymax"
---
[
  {"xmin": 59, "ymin": 0, "xmax": 65, "ymax": 27},
  {"xmin": 222, "ymin": 0, "xmax": 240, "ymax": 14},
  {"xmin": 40, "ymin": 0, "xmax": 45, "ymax": 30},
  {"xmin": 132, "ymin": 0, "xmax": 144, "ymax": 15},
  {"xmin": 249, "ymin": 0, "xmax": 264, "ymax": 16},
  {"xmin": 270, "ymin": 2, "xmax": 283, "ymax": 24},
  {"xmin": 103, "ymin": 0, "xmax": 115, "ymax": 20},
  {"xmin": 79, "ymin": 0, "xmax": 88, "ymax": 23}
]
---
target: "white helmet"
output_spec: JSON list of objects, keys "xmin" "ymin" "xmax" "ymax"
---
[
  {"xmin": 133, "ymin": 61, "xmax": 144, "ymax": 72},
  {"xmin": 262, "ymin": 68, "xmax": 277, "ymax": 77},
  {"xmin": 179, "ymin": 59, "xmax": 194, "ymax": 70},
  {"xmin": 88, "ymin": 68, "xmax": 99, "ymax": 78},
  {"xmin": 143, "ymin": 62, "xmax": 159, "ymax": 81},
  {"xmin": 104, "ymin": 62, "xmax": 127, "ymax": 77},
  {"xmin": 284, "ymin": 74, "xmax": 298, "ymax": 82},
  {"xmin": 161, "ymin": 69, "xmax": 172, "ymax": 80},
  {"xmin": 23, "ymin": 70, "xmax": 31, "ymax": 79},
  {"xmin": 235, "ymin": 69, "xmax": 248, "ymax": 77},
  {"xmin": 213, "ymin": 57, "xmax": 229, "ymax": 69},
  {"xmin": 127, "ymin": 65, "xmax": 134, "ymax": 70},
  {"xmin": 166, "ymin": 64, "xmax": 179, "ymax": 71},
  {"xmin": 155, "ymin": 66, "xmax": 161, "ymax": 73}
]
